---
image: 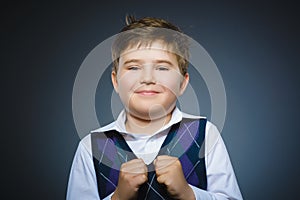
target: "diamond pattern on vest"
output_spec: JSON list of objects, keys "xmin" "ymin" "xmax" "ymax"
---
[{"xmin": 92, "ymin": 118, "xmax": 207, "ymax": 199}]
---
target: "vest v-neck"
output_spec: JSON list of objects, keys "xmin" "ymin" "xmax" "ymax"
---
[{"xmin": 107, "ymin": 120, "xmax": 181, "ymax": 165}]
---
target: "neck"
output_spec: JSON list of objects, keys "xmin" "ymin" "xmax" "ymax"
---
[{"xmin": 125, "ymin": 112, "xmax": 173, "ymax": 135}]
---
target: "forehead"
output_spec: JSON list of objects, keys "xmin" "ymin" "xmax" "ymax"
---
[{"xmin": 119, "ymin": 41, "xmax": 178, "ymax": 64}]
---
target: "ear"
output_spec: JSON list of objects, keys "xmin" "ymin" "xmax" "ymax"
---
[
  {"xmin": 111, "ymin": 70, "xmax": 119, "ymax": 93},
  {"xmin": 179, "ymin": 73, "xmax": 189, "ymax": 96}
]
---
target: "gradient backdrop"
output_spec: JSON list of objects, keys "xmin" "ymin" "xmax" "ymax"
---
[{"xmin": 4, "ymin": 1, "xmax": 300, "ymax": 199}]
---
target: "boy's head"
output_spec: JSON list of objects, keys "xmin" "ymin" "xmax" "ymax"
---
[
  {"xmin": 112, "ymin": 15, "xmax": 190, "ymax": 76},
  {"xmin": 111, "ymin": 15, "xmax": 190, "ymax": 121}
]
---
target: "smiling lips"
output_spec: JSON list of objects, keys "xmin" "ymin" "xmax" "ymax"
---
[{"xmin": 135, "ymin": 90, "xmax": 160, "ymax": 96}]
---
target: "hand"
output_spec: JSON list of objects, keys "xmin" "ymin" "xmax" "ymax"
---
[
  {"xmin": 154, "ymin": 155, "xmax": 195, "ymax": 200},
  {"xmin": 112, "ymin": 158, "xmax": 148, "ymax": 200}
]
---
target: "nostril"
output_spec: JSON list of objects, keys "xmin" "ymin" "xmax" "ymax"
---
[{"xmin": 140, "ymin": 76, "xmax": 156, "ymax": 85}]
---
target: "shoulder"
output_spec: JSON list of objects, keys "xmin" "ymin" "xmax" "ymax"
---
[
  {"xmin": 181, "ymin": 111, "xmax": 221, "ymax": 153},
  {"xmin": 77, "ymin": 120, "xmax": 117, "ymax": 155},
  {"xmin": 181, "ymin": 111, "xmax": 206, "ymax": 120},
  {"xmin": 180, "ymin": 111, "xmax": 216, "ymax": 132},
  {"xmin": 76, "ymin": 134, "xmax": 93, "ymax": 156}
]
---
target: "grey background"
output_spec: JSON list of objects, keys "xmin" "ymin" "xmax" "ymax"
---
[{"xmin": 4, "ymin": 0, "xmax": 299, "ymax": 199}]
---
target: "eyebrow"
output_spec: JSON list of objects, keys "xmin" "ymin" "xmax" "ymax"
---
[
  {"xmin": 155, "ymin": 60, "xmax": 174, "ymax": 66},
  {"xmin": 123, "ymin": 59, "xmax": 141, "ymax": 65},
  {"xmin": 123, "ymin": 59, "xmax": 174, "ymax": 66}
]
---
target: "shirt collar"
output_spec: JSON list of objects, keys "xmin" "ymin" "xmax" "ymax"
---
[{"xmin": 91, "ymin": 107, "xmax": 203, "ymax": 136}]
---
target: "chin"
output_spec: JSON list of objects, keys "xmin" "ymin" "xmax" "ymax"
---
[{"xmin": 129, "ymin": 104, "xmax": 174, "ymax": 121}]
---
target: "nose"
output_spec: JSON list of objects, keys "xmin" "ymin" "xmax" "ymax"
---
[{"xmin": 140, "ymin": 66, "xmax": 156, "ymax": 84}]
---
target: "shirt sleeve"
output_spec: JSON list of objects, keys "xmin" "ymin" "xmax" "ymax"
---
[
  {"xmin": 66, "ymin": 139, "xmax": 99, "ymax": 200},
  {"xmin": 66, "ymin": 137, "xmax": 114, "ymax": 200},
  {"xmin": 190, "ymin": 122, "xmax": 243, "ymax": 200}
]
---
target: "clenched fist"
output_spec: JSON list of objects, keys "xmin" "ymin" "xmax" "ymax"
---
[
  {"xmin": 112, "ymin": 158, "xmax": 148, "ymax": 200},
  {"xmin": 154, "ymin": 155, "xmax": 195, "ymax": 200}
]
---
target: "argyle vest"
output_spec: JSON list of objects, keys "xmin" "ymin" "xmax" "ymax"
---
[{"xmin": 91, "ymin": 118, "xmax": 207, "ymax": 199}]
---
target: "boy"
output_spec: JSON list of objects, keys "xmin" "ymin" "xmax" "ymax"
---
[{"xmin": 67, "ymin": 16, "xmax": 243, "ymax": 200}]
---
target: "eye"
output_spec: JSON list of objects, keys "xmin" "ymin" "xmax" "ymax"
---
[
  {"xmin": 156, "ymin": 65, "xmax": 169, "ymax": 71},
  {"xmin": 127, "ymin": 65, "xmax": 140, "ymax": 70}
]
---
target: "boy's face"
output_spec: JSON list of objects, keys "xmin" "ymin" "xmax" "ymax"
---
[{"xmin": 112, "ymin": 41, "xmax": 189, "ymax": 121}]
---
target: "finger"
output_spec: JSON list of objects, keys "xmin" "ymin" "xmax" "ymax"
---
[
  {"xmin": 155, "ymin": 155, "xmax": 177, "ymax": 164},
  {"xmin": 123, "ymin": 158, "xmax": 145, "ymax": 166},
  {"xmin": 154, "ymin": 156, "xmax": 177, "ymax": 169},
  {"xmin": 134, "ymin": 174, "xmax": 148, "ymax": 186},
  {"xmin": 156, "ymin": 174, "xmax": 169, "ymax": 185},
  {"xmin": 156, "ymin": 160, "xmax": 182, "ymax": 177},
  {"xmin": 121, "ymin": 161, "xmax": 146, "ymax": 171},
  {"xmin": 156, "ymin": 155, "xmax": 174, "ymax": 160},
  {"xmin": 130, "ymin": 165, "xmax": 148, "ymax": 176},
  {"xmin": 122, "ymin": 165, "xmax": 147, "ymax": 174},
  {"xmin": 121, "ymin": 159, "xmax": 147, "ymax": 173}
]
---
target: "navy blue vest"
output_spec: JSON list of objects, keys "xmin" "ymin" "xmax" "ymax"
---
[{"xmin": 91, "ymin": 118, "xmax": 207, "ymax": 199}]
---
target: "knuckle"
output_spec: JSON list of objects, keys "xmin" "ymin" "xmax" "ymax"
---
[
  {"xmin": 157, "ymin": 176, "xmax": 162, "ymax": 183},
  {"xmin": 175, "ymin": 159, "xmax": 181, "ymax": 166},
  {"xmin": 142, "ymin": 174, "xmax": 148, "ymax": 182},
  {"xmin": 121, "ymin": 173, "xmax": 127, "ymax": 179},
  {"xmin": 165, "ymin": 180, "xmax": 170, "ymax": 186},
  {"xmin": 120, "ymin": 163, "xmax": 126, "ymax": 169}
]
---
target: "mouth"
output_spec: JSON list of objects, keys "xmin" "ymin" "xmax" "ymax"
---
[{"xmin": 135, "ymin": 90, "xmax": 160, "ymax": 96}]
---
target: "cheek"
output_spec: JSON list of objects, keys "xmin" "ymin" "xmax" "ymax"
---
[
  {"xmin": 117, "ymin": 72, "xmax": 139, "ymax": 94},
  {"xmin": 157, "ymin": 73, "xmax": 182, "ymax": 94}
]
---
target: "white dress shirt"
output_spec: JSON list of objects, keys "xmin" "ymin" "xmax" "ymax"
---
[{"xmin": 67, "ymin": 108, "xmax": 243, "ymax": 200}]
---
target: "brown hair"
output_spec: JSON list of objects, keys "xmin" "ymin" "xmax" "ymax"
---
[{"xmin": 111, "ymin": 15, "xmax": 190, "ymax": 75}]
